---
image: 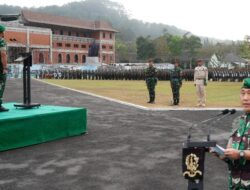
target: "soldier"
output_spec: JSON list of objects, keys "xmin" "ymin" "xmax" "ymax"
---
[
  {"xmin": 169, "ymin": 59, "xmax": 182, "ymax": 105},
  {"xmin": 211, "ymin": 78, "xmax": 250, "ymax": 189},
  {"xmin": 145, "ymin": 59, "xmax": 157, "ymax": 104},
  {"xmin": 194, "ymin": 59, "xmax": 208, "ymax": 107},
  {"xmin": 0, "ymin": 25, "xmax": 8, "ymax": 112}
]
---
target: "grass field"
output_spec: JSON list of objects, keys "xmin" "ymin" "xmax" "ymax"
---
[{"xmin": 44, "ymin": 79, "xmax": 242, "ymax": 108}]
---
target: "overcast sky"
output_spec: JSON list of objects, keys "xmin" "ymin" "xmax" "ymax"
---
[{"xmin": 1, "ymin": 0, "xmax": 249, "ymax": 41}]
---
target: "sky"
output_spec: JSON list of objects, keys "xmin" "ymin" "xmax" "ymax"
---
[{"xmin": 0, "ymin": 0, "xmax": 249, "ymax": 41}]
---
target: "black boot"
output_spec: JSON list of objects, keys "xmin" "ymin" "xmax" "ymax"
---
[{"xmin": 0, "ymin": 106, "xmax": 9, "ymax": 112}]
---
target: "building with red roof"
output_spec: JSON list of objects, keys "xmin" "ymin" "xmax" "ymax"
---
[{"xmin": 2, "ymin": 10, "xmax": 117, "ymax": 64}]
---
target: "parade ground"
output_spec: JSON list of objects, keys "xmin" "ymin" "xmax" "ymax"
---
[
  {"xmin": 0, "ymin": 78, "xmax": 241, "ymax": 190},
  {"xmin": 44, "ymin": 79, "xmax": 242, "ymax": 108}
]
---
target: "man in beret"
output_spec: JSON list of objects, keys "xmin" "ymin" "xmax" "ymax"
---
[
  {"xmin": 194, "ymin": 59, "xmax": 208, "ymax": 107},
  {"xmin": 212, "ymin": 78, "xmax": 250, "ymax": 189},
  {"xmin": 0, "ymin": 24, "xmax": 8, "ymax": 112}
]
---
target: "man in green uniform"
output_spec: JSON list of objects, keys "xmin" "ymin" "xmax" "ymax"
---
[
  {"xmin": 145, "ymin": 59, "xmax": 157, "ymax": 104},
  {"xmin": 213, "ymin": 78, "xmax": 250, "ymax": 189},
  {"xmin": 0, "ymin": 24, "xmax": 8, "ymax": 112},
  {"xmin": 170, "ymin": 59, "xmax": 182, "ymax": 105}
]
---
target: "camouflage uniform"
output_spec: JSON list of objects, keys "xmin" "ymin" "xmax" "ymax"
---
[
  {"xmin": 145, "ymin": 66, "xmax": 157, "ymax": 103},
  {"xmin": 170, "ymin": 67, "xmax": 182, "ymax": 105},
  {"xmin": 0, "ymin": 25, "xmax": 8, "ymax": 111},
  {"xmin": 228, "ymin": 115, "xmax": 250, "ymax": 190}
]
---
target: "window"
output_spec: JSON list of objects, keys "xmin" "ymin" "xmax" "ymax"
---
[
  {"xmin": 57, "ymin": 43, "xmax": 62, "ymax": 47},
  {"xmin": 102, "ymin": 55, "xmax": 106, "ymax": 62},
  {"xmin": 68, "ymin": 31, "xmax": 71, "ymax": 36},
  {"xmin": 39, "ymin": 53, "xmax": 44, "ymax": 63},
  {"xmin": 74, "ymin": 54, "xmax": 78, "ymax": 63},
  {"xmin": 81, "ymin": 44, "xmax": 86, "ymax": 48},
  {"xmin": 82, "ymin": 55, "xmax": 86, "ymax": 63},
  {"xmin": 102, "ymin": 45, "xmax": 106, "ymax": 49},
  {"xmin": 102, "ymin": 32, "xmax": 106, "ymax": 38},
  {"xmin": 74, "ymin": 44, "xmax": 79, "ymax": 48},
  {"xmin": 60, "ymin": 30, "xmax": 63, "ymax": 35},
  {"xmin": 110, "ymin": 33, "xmax": 112, "ymax": 39},
  {"xmin": 109, "ymin": 45, "xmax": 113, "ymax": 50},
  {"xmin": 110, "ymin": 55, "xmax": 113, "ymax": 62},
  {"xmin": 66, "ymin": 54, "xmax": 70, "ymax": 63},
  {"xmin": 65, "ymin": 43, "xmax": 71, "ymax": 48},
  {"xmin": 76, "ymin": 32, "xmax": 79, "ymax": 37},
  {"xmin": 58, "ymin": 54, "xmax": 62, "ymax": 63}
]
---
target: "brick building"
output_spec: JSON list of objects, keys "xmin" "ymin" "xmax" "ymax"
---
[{"xmin": 2, "ymin": 10, "xmax": 117, "ymax": 64}]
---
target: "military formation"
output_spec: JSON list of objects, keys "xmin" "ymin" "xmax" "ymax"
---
[{"xmin": 35, "ymin": 67, "xmax": 250, "ymax": 82}]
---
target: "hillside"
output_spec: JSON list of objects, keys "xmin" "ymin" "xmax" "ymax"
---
[{"xmin": 0, "ymin": 0, "xmax": 188, "ymax": 41}]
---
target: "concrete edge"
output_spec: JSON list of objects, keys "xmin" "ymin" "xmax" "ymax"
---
[{"xmin": 34, "ymin": 79, "xmax": 243, "ymax": 112}]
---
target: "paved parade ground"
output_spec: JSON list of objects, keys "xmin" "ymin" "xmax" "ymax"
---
[{"xmin": 0, "ymin": 79, "xmax": 242, "ymax": 190}]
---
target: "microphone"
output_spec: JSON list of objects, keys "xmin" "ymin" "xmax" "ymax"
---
[
  {"xmin": 187, "ymin": 109, "xmax": 232, "ymax": 142},
  {"xmin": 230, "ymin": 109, "xmax": 236, "ymax": 114}
]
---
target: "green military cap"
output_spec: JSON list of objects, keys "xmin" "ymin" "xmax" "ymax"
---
[
  {"xmin": 0, "ymin": 25, "xmax": 5, "ymax": 32},
  {"xmin": 242, "ymin": 78, "xmax": 250, "ymax": 89}
]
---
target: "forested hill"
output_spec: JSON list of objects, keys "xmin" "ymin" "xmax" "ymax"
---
[{"xmin": 0, "ymin": 0, "xmax": 188, "ymax": 41}]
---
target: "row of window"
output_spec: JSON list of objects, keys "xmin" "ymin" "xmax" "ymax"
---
[
  {"xmin": 55, "ymin": 43, "xmax": 113, "ymax": 50},
  {"xmin": 38, "ymin": 53, "xmax": 113, "ymax": 63},
  {"xmin": 52, "ymin": 30, "xmax": 113, "ymax": 39}
]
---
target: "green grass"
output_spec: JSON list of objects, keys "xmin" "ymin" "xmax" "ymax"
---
[{"xmin": 44, "ymin": 80, "xmax": 242, "ymax": 108}]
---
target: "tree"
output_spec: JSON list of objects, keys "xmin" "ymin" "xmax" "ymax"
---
[
  {"xmin": 167, "ymin": 35, "xmax": 183, "ymax": 58},
  {"xmin": 136, "ymin": 36, "xmax": 156, "ymax": 60},
  {"xmin": 153, "ymin": 36, "xmax": 169, "ymax": 62}
]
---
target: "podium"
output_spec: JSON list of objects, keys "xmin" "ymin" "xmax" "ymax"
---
[
  {"xmin": 182, "ymin": 140, "xmax": 216, "ymax": 190},
  {"xmin": 14, "ymin": 52, "xmax": 40, "ymax": 109}
]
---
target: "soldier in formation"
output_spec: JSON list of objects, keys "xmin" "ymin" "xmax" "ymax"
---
[
  {"xmin": 145, "ymin": 59, "xmax": 157, "ymax": 104},
  {"xmin": 0, "ymin": 25, "xmax": 8, "ymax": 112},
  {"xmin": 169, "ymin": 59, "xmax": 182, "ymax": 105}
]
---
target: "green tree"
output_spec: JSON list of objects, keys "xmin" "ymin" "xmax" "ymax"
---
[
  {"xmin": 136, "ymin": 36, "xmax": 156, "ymax": 60},
  {"xmin": 167, "ymin": 35, "xmax": 183, "ymax": 58}
]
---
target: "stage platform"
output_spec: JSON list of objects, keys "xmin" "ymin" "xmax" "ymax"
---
[{"xmin": 0, "ymin": 103, "xmax": 87, "ymax": 151}]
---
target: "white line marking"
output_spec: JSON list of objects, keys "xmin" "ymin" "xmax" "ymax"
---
[{"xmin": 35, "ymin": 79, "xmax": 243, "ymax": 112}]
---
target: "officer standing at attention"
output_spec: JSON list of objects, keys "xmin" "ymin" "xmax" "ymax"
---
[
  {"xmin": 194, "ymin": 59, "xmax": 208, "ymax": 107},
  {"xmin": 0, "ymin": 24, "xmax": 8, "ymax": 112},
  {"xmin": 170, "ymin": 59, "xmax": 182, "ymax": 105},
  {"xmin": 145, "ymin": 59, "xmax": 157, "ymax": 104},
  {"xmin": 212, "ymin": 78, "xmax": 250, "ymax": 189}
]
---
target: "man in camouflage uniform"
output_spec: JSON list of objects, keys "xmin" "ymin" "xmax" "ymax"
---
[
  {"xmin": 215, "ymin": 78, "xmax": 250, "ymax": 189},
  {"xmin": 0, "ymin": 25, "xmax": 8, "ymax": 112},
  {"xmin": 145, "ymin": 59, "xmax": 157, "ymax": 103},
  {"xmin": 170, "ymin": 59, "xmax": 182, "ymax": 105}
]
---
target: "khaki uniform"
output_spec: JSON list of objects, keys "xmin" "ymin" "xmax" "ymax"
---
[{"xmin": 194, "ymin": 65, "xmax": 208, "ymax": 106}]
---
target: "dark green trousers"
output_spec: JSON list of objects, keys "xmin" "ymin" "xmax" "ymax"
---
[
  {"xmin": 146, "ymin": 79, "xmax": 156, "ymax": 102},
  {"xmin": 171, "ymin": 80, "xmax": 181, "ymax": 104},
  {"xmin": 0, "ymin": 73, "xmax": 6, "ymax": 106}
]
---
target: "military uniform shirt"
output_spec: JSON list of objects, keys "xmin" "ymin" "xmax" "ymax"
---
[{"xmin": 194, "ymin": 66, "xmax": 208, "ymax": 82}]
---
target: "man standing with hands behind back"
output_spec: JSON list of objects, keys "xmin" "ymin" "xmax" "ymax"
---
[
  {"xmin": 0, "ymin": 24, "xmax": 9, "ymax": 112},
  {"xmin": 194, "ymin": 59, "xmax": 208, "ymax": 107}
]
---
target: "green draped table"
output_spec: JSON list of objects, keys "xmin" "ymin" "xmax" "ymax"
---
[{"xmin": 0, "ymin": 103, "xmax": 87, "ymax": 151}]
